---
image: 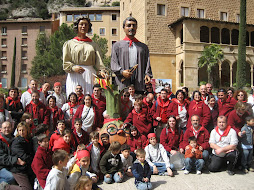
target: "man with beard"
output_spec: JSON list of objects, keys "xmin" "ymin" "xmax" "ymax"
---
[{"xmin": 111, "ymin": 16, "xmax": 153, "ymax": 94}]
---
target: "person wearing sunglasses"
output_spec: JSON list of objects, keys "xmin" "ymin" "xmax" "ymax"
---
[
  {"xmin": 120, "ymin": 91, "xmax": 133, "ymax": 121},
  {"xmin": 111, "ymin": 16, "xmax": 153, "ymax": 94}
]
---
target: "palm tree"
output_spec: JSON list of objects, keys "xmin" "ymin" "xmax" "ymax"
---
[
  {"xmin": 237, "ymin": 0, "xmax": 246, "ymax": 89},
  {"xmin": 198, "ymin": 44, "xmax": 224, "ymax": 87}
]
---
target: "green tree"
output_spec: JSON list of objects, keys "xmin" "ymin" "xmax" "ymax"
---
[
  {"xmin": 112, "ymin": 1, "xmax": 120, "ymax": 6},
  {"xmin": 11, "ymin": 37, "xmax": 16, "ymax": 87},
  {"xmin": 31, "ymin": 23, "xmax": 76, "ymax": 79},
  {"xmin": 236, "ymin": 0, "xmax": 247, "ymax": 89},
  {"xmin": 198, "ymin": 44, "xmax": 224, "ymax": 87},
  {"xmin": 92, "ymin": 34, "xmax": 111, "ymax": 68}
]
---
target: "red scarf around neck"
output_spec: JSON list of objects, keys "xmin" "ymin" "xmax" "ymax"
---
[
  {"xmin": 73, "ymin": 36, "xmax": 92, "ymax": 42},
  {"xmin": 68, "ymin": 102, "xmax": 78, "ymax": 116},
  {"xmin": 7, "ymin": 97, "xmax": 20, "ymax": 108},
  {"xmin": 192, "ymin": 100, "xmax": 200, "ymax": 111},
  {"xmin": 172, "ymin": 98, "xmax": 185, "ymax": 112},
  {"xmin": 0, "ymin": 109, "xmax": 4, "ymax": 112},
  {"xmin": 27, "ymin": 88, "xmax": 39, "ymax": 94},
  {"xmin": 191, "ymin": 125, "xmax": 204, "ymax": 138},
  {"xmin": 30, "ymin": 101, "xmax": 41, "ymax": 117},
  {"xmin": 157, "ymin": 97, "xmax": 170, "ymax": 123},
  {"xmin": 78, "ymin": 94, "xmax": 84, "ymax": 103},
  {"xmin": 123, "ymin": 36, "xmax": 139, "ymax": 47},
  {"xmin": 215, "ymin": 125, "xmax": 231, "ymax": 141},
  {"xmin": 50, "ymin": 106, "xmax": 58, "ymax": 113}
]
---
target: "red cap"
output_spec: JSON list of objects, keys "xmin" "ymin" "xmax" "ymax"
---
[
  {"xmin": 147, "ymin": 133, "xmax": 156, "ymax": 139},
  {"xmin": 54, "ymin": 82, "xmax": 61, "ymax": 87},
  {"xmin": 77, "ymin": 150, "xmax": 90, "ymax": 160}
]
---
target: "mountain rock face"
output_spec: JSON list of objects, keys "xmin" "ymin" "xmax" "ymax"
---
[{"xmin": 0, "ymin": 0, "xmax": 119, "ymax": 20}]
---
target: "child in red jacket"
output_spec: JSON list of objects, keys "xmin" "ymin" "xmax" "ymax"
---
[
  {"xmin": 127, "ymin": 125, "xmax": 147, "ymax": 160},
  {"xmin": 72, "ymin": 118, "xmax": 89, "ymax": 147},
  {"xmin": 184, "ymin": 136, "xmax": 204, "ymax": 175},
  {"xmin": 31, "ymin": 134, "xmax": 53, "ymax": 189},
  {"xmin": 49, "ymin": 120, "xmax": 66, "ymax": 150},
  {"xmin": 52, "ymin": 128, "xmax": 75, "ymax": 153}
]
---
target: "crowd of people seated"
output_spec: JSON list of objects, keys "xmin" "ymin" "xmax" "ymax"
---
[{"xmin": 0, "ymin": 79, "xmax": 254, "ymax": 190}]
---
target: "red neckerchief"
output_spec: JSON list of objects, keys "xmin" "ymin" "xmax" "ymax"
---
[
  {"xmin": 78, "ymin": 94, "xmax": 84, "ymax": 104},
  {"xmin": 121, "ymin": 97, "xmax": 131, "ymax": 112},
  {"xmin": 68, "ymin": 102, "xmax": 78, "ymax": 116},
  {"xmin": 104, "ymin": 117, "xmax": 122, "ymax": 124},
  {"xmin": 132, "ymin": 109, "xmax": 146, "ymax": 120},
  {"xmin": 73, "ymin": 36, "xmax": 92, "ymax": 42},
  {"xmin": 192, "ymin": 100, "xmax": 200, "ymax": 111},
  {"xmin": 172, "ymin": 98, "xmax": 185, "ymax": 112},
  {"xmin": 142, "ymin": 97, "xmax": 149, "ymax": 107},
  {"xmin": 7, "ymin": 97, "xmax": 20, "ymax": 108},
  {"xmin": 0, "ymin": 109, "xmax": 4, "ymax": 112},
  {"xmin": 167, "ymin": 92, "xmax": 173, "ymax": 99},
  {"xmin": 50, "ymin": 106, "xmax": 58, "ymax": 114},
  {"xmin": 123, "ymin": 36, "xmax": 139, "ymax": 47},
  {"xmin": 215, "ymin": 125, "xmax": 231, "ymax": 141},
  {"xmin": 201, "ymin": 95, "xmax": 207, "ymax": 102},
  {"xmin": 241, "ymin": 100, "xmax": 247, "ymax": 103},
  {"xmin": 0, "ymin": 134, "xmax": 9, "ymax": 147},
  {"xmin": 30, "ymin": 101, "xmax": 41, "ymax": 117},
  {"xmin": 191, "ymin": 125, "xmax": 204, "ymax": 138},
  {"xmin": 208, "ymin": 92, "xmax": 213, "ymax": 95}
]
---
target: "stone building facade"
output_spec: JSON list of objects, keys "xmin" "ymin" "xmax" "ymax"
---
[
  {"xmin": 0, "ymin": 19, "xmax": 59, "ymax": 88},
  {"xmin": 120, "ymin": 0, "xmax": 254, "ymax": 92},
  {"xmin": 59, "ymin": 7, "xmax": 120, "ymax": 56}
]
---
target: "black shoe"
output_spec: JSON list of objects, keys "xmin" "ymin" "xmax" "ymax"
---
[{"xmin": 227, "ymin": 170, "xmax": 235, "ymax": 176}]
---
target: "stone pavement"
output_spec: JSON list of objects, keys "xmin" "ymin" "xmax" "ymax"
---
[{"xmin": 97, "ymin": 170, "xmax": 254, "ymax": 190}]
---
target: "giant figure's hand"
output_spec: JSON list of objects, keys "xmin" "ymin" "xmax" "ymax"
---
[
  {"xmin": 72, "ymin": 66, "xmax": 85, "ymax": 74},
  {"xmin": 144, "ymin": 75, "xmax": 151, "ymax": 84},
  {"xmin": 122, "ymin": 70, "xmax": 132, "ymax": 79}
]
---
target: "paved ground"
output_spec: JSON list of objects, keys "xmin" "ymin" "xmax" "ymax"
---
[{"xmin": 98, "ymin": 169, "xmax": 254, "ymax": 190}]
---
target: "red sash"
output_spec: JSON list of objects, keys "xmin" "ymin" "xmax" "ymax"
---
[
  {"xmin": 215, "ymin": 125, "xmax": 231, "ymax": 141},
  {"xmin": 123, "ymin": 36, "xmax": 139, "ymax": 47},
  {"xmin": 73, "ymin": 36, "xmax": 92, "ymax": 42}
]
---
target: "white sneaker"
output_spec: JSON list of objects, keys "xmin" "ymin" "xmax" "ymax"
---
[
  {"xmin": 196, "ymin": 170, "xmax": 202, "ymax": 175},
  {"xmin": 184, "ymin": 170, "xmax": 190, "ymax": 174}
]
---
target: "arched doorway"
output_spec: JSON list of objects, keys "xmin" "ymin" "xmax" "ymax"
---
[{"xmin": 221, "ymin": 61, "xmax": 230, "ymax": 87}]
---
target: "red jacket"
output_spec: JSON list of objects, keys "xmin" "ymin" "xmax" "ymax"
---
[
  {"xmin": 47, "ymin": 106, "xmax": 64, "ymax": 131},
  {"xmin": 167, "ymin": 99, "xmax": 189, "ymax": 118},
  {"xmin": 182, "ymin": 126, "xmax": 210, "ymax": 150},
  {"xmin": 124, "ymin": 108, "xmax": 152, "ymax": 136},
  {"xmin": 25, "ymin": 101, "xmax": 50, "ymax": 126},
  {"xmin": 218, "ymin": 97, "xmax": 237, "ymax": 117},
  {"xmin": 127, "ymin": 135, "xmax": 147, "ymax": 152},
  {"xmin": 184, "ymin": 145, "xmax": 203, "ymax": 159},
  {"xmin": 49, "ymin": 130, "xmax": 61, "ymax": 149},
  {"xmin": 227, "ymin": 110, "xmax": 249, "ymax": 134},
  {"xmin": 92, "ymin": 94, "xmax": 106, "ymax": 128},
  {"xmin": 72, "ymin": 129, "xmax": 89, "ymax": 147},
  {"xmin": 151, "ymin": 97, "xmax": 171, "ymax": 126},
  {"xmin": 160, "ymin": 127, "xmax": 183, "ymax": 152},
  {"xmin": 142, "ymin": 97, "xmax": 154, "ymax": 114},
  {"xmin": 31, "ymin": 146, "xmax": 53, "ymax": 188},
  {"xmin": 52, "ymin": 137, "xmax": 71, "ymax": 153},
  {"xmin": 187, "ymin": 100, "xmax": 211, "ymax": 128},
  {"xmin": 72, "ymin": 105, "xmax": 98, "ymax": 130}
]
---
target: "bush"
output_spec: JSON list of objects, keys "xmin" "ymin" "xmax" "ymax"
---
[
  {"xmin": 199, "ymin": 81, "xmax": 207, "ymax": 86},
  {"xmin": 245, "ymin": 83, "xmax": 250, "ymax": 87},
  {"xmin": 233, "ymin": 83, "xmax": 237, "ymax": 87},
  {"xmin": 112, "ymin": 1, "xmax": 120, "ymax": 6}
]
